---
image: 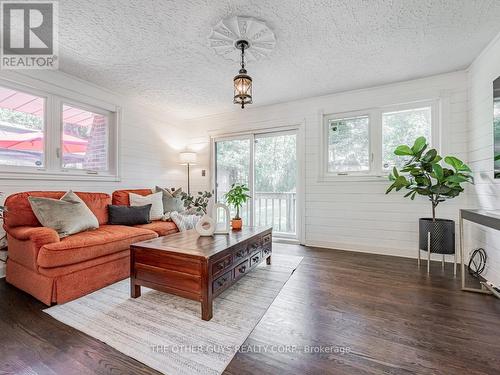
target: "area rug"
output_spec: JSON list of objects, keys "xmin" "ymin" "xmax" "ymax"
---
[{"xmin": 44, "ymin": 254, "xmax": 303, "ymax": 375}]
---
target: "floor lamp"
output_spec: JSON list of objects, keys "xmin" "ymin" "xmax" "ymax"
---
[{"xmin": 179, "ymin": 152, "xmax": 197, "ymax": 194}]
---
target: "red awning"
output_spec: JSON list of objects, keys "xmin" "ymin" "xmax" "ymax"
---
[{"xmin": 0, "ymin": 130, "xmax": 87, "ymax": 153}]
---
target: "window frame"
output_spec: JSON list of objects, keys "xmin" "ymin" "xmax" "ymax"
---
[
  {"xmin": 323, "ymin": 110, "xmax": 374, "ymax": 177},
  {"xmin": 319, "ymin": 99, "xmax": 439, "ymax": 182},
  {"xmin": 0, "ymin": 78, "xmax": 120, "ymax": 181}
]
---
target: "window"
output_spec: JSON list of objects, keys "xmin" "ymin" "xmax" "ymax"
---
[
  {"xmin": 327, "ymin": 115, "xmax": 369, "ymax": 173},
  {"xmin": 62, "ymin": 104, "xmax": 109, "ymax": 171},
  {"xmin": 382, "ymin": 106, "xmax": 432, "ymax": 171},
  {"xmin": 0, "ymin": 86, "xmax": 45, "ymax": 168},
  {"xmin": 321, "ymin": 101, "xmax": 437, "ymax": 180},
  {"xmin": 0, "ymin": 80, "xmax": 119, "ymax": 180}
]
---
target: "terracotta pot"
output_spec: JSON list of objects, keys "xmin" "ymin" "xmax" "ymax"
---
[{"xmin": 231, "ymin": 218, "xmax": 242, "ymax": 230}]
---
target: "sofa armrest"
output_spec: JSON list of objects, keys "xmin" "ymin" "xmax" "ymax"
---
[{"xmin": 6, "ymin": 226, "xmax": 60, "ymax": 248}]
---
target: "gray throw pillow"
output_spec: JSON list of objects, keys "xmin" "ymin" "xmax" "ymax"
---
[
  {"xmin": 155, "ymin": 186, "xmax": 185, "ymax": 213},
  {"xmin": 28, "ymin": 191, "xmax": 99, "ymax": 238}
]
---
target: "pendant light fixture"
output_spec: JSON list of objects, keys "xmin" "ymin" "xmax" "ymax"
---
[{"xmin": 233, "ymin": 40, "xmax": 252, "ymax": 109}]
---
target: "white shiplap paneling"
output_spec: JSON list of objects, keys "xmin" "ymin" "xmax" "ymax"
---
[{"xmin": 466, "ymin": 32, "xmax": 500, "ymax": 286}]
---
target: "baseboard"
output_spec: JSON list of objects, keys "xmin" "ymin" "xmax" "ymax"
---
[{"xmin": 304, "ymin": 240, "xmax": 458, "ymax": 263}]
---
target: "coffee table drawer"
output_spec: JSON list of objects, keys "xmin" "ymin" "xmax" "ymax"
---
[
  {"xmin": 234, "ymin": 259, "xmax": 249, "ymax": 280},
  {"xmin": 233, "ymin": 243, "xmax": 249, "ymax": 263},
  {"xmin": 263, "ymin": 233, "xmax": 272, "ymax": 246},
  {"xmin": 248, "ymin": 237, "xmax": 262, "ymax": 253},
  {"xmin": 213, "ymin": 270, "xmax": 232, "ymax": 294},
  {"xmin": 249, "ymin": 251, "xmax": 262, "ymax": 268},
  {"xmin": 211, "ymin": 254, "xmax": 232, "ymax": 277}
]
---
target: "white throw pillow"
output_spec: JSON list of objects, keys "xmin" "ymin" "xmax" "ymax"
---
[
  {"xmin": 170, "ymin": 211, "xmax": 200, "ymax": 231},
  {"xmin": 129, "ymin": 192, "xmax": 164, "ymax": 221}
]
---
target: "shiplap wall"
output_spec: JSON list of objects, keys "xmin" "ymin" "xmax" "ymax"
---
[
  {"xmin": 0, "ymin": 70, "xmax": 189, "ymax": 235},
  {"xmin": 185, "ymin": 72, "xmax": 469, "ymax": 259},
  {"xmin": 466, "ymin": 33, "xmax": 500, "ymax": 286}
]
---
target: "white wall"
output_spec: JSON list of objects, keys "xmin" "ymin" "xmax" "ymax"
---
[
  {"xmin": 467, "ymin": 33, "xmax": 500, "ymax": 287},
  {"xmin": 0, "ymin": 70, "xmax": 190, "ymax": 224},
  {"xmin": 184, "ymin": 71, "xmax": 469, "ymax": 259}
]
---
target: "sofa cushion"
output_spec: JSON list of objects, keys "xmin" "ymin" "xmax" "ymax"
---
[
  {"xmin": 155, "ymin": 186, "xmax": 185, "ymax": 213},
  {"xmin": 112, "ymin": 189, "xmax": 153, "ymax": 206},
  {"xmin": 4, "ymin": 191, "xmax": 111, "ymax": 228},
  {"xmin": 37, "ymin": 225, "xmax": 157, "ymax": 268},
  {"xmin": 133, "ymin": 220, "xmax": 179, "ymax": 236},
  {"xmin": 108, "ymin": 204, "xmax": 151, "ymax": 225},
  {"xmin": 29, "ymin": 191, "xmax": 99, "ymax": 238},
  {"xmin": 129, "ymin": 191, "xmax": 164, "ymax": 220}
]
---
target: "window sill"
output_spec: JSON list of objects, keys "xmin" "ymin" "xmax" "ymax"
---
[
  {"xmin": 0, "ymin": 170, "xmax": 121, "ymax": 182},
  {"xmin": 318, "ymin": 174, "xmax": 389, "ymax": 183}
]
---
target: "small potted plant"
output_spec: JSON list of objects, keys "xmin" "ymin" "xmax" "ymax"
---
[
  {"xmin": 224, "ymin": 183, "xmax": 251, "ymax": 230},
  {"xmin": 386, "ymin": 136, "xmax": 473, "ymax": 255}
]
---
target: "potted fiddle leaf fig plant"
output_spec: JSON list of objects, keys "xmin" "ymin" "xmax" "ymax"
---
[
  {"xmin": 386, "ymin": 136, "xmax": 473, "ymax": 255},
  {"xmin": 224, "ymin": 183, "xmax": 251, "ymax": 230}
]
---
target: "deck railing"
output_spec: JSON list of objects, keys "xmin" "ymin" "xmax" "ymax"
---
[
  {"xmin": 254, "ymin": 192, "xmax": 296, "ymax": 234},
  {"xmin": 218, "ymin": 191, "xmax": 296, "ymax": 235}
]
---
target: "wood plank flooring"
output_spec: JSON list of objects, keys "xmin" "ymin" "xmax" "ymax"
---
[{"xmin": 1, "ymin": 244, "xmax": 499, "ymax": 375}]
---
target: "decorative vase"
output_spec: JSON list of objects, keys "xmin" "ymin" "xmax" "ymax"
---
[
  {"xmin": 195, "ymin": 214, "xmax": 216, "ymax": 236},
  {"xmin": 418, "ymin": 218, "xmax": 455, "ymax": 254},
  {"xmin": 213, "ymin": 203, "xmax": 230, "ymax": 234},
  {"xmin": 231, "ymin": 218, "xmax": 242, "ymax": 230}
]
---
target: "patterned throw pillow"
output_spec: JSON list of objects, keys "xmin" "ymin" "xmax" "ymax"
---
[
  {"xmin": 28, "ymin": 191, "xmax": 99, "ymax": 238},
  {"xmin": 155, "ymin": 186, "xmax": 185, "ymax": 214},
  {"xmin": 129, "ymin": 192, "xmax": 164, "ymax": 221},
  {"xmin": 170, "ymin": 211, "xmax": 200, "ymax": 231}
]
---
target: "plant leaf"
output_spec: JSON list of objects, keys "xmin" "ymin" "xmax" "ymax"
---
[
  {"xmin": 411, "ymin": 136, "xmax": 427, "ymax": 154},
  {"xmin": 394, "ymin": 145, "xmax": 413, "ymax": 156},
  {"xmin": 432, "ymin": 164, "xmax": 444, "ymax": 181}
]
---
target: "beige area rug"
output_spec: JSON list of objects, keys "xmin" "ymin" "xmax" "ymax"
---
[{"xmin": 44, "ymin": 254, "xmax": 303, "ymax": 375}]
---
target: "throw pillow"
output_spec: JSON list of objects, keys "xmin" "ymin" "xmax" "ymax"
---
[
  {"xmin": 129, "ymin": 191, "xmax": 163, "ymax": 220},
  {"xmin": 170, "ymin": 211, "xmax": 200, "ymax": 231},
  {"xmin": 28, "ymin": 191, "xmax": 99, "ymax": 238},
  {"xmin": 155, "ymin": 186, "xmax": 185, "ymax": 214},
  {"xmin": 108, "ymin": 204, "xmax": 151, "ymax": 225}
]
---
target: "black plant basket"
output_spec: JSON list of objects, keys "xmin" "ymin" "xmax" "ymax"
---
[{"xmin": 419, "ymin": 218, "xmax": 455, "ymax": 254}]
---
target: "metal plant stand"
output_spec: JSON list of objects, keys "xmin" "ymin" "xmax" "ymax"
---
[
  {"xmin": 418, "ymin": 218, "xmax": 457, "ymax": 275},
  {"xmin": 418, "ymin": 232, "xmax": 457, "ymax": 275}
]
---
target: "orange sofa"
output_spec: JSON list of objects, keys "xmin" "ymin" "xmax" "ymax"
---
[{"xmin": 3, "ymin": 190, "xmax": 179, "ymax": 305}]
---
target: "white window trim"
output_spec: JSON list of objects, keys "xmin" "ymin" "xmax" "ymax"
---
[
  {"xmin": 318, "ymin": 99, "xmax": 440, "ymax": 182},
  {"xmin": 0, "ymin": 78, "xmax": 121, "ymax": 181}
]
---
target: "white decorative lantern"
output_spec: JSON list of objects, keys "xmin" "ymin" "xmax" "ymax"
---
[{"xmin": 213, "ymin": 203, "xmax": 230, "ymax": 234}]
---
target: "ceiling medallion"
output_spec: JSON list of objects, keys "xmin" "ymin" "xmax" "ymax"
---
[
  {"xmin": 209, "ymin": 16, "xmax": 276, "ymax": 62},
  {"xmin": 209, "ymin": 16, "xmax": 276, "ymax": 109}
]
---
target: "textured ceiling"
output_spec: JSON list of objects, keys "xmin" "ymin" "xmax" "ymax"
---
[{"xmin": 58, "ymin": 0, "xmax": 500, "ymax": 119}]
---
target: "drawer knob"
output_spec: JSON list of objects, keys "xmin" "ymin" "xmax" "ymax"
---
[
  {"xmin": 217, "ymin": 278, "xmax": 226, "ymax": 286},
  {"xmin": 252, "ymin": 256, "xmax": 259, "ymax": 262},
  {"xmin": 239, "ymin": 265, "xmax": 246, "ymax": 273}
]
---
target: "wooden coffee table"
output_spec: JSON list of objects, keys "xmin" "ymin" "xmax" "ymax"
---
[{"xmin": 130, "ymin": 226, "xmax": 272, "ymax": 321}]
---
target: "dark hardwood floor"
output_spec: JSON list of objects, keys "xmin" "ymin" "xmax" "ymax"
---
[{"xmin": 1, "ymin": 244, "xmax": 500, "ymax": 375}]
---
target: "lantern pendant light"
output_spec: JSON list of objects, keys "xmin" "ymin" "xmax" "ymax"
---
[{"xmin": 233, "ymin": 40, "xmax": 252, "ymax": 109}]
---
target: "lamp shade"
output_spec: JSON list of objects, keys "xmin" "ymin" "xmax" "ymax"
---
[{"xmin": 179, "ymin": 152, "xmax": 197, "ymax": 165}]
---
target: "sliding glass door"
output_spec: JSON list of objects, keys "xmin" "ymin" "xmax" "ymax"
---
[
  {"xmin": 214, "ymin": 137, "xmax": 252, "ymax": 223},
  {"xmin": 214, "ymin": 130, "xmax": 298, "ymax": 238}
]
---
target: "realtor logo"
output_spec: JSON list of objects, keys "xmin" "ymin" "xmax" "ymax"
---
[{"xmin": 0, "ymin": 1, "xmax": 58, "ymax": 69}]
